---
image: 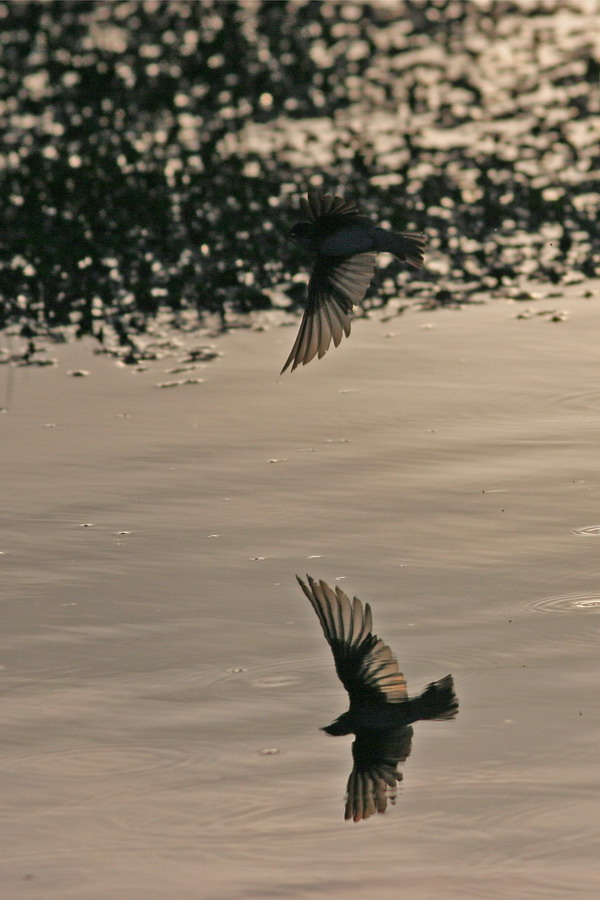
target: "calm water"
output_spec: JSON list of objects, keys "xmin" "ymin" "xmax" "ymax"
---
[{"xmin": 2, "ymin": 290, "xmax": 599, "ymax": 898}]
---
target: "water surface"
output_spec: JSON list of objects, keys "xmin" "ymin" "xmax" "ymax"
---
[{"xmin": 1, "ymin": 287, "xmax": 599, "ymax": 898}]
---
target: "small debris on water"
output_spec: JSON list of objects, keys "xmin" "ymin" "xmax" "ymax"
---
[{"xmin": 155, "ymin": 378, "xmax": 204, "ymax": 388}]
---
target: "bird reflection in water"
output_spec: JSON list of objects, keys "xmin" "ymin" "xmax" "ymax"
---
[
  {"xmin": 345, "ymin": 722, "xmax": 413, "ymax": 822},
  {"xmin": 297, "ymin": 575, "xmax": 458, "ymax": 822}
]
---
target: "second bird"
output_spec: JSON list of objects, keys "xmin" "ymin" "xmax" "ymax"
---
[
  {"xmin": 281, "ymin": 191, "xmax": 426, "ymax": 373},
  {"xmin": 297, "ymin": 575, "xmax": 458, "ymax": 820}
]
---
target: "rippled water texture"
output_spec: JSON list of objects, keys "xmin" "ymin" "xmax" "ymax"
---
[
  {"xmin": 1, "ymin": 288, "xmax": 599, "ymax": 898},
  {"xmin": 527, "ymin": 592, "xmax": 600, "ymax": 611}
]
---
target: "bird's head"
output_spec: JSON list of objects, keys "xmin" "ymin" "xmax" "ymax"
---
[
  {"xmin": 321, "ymin": 713, "xmax": 354, "ymax": 736},
  {"xmin": 287, "ymin": 221, "xmax": 317, "ymax": 250}
]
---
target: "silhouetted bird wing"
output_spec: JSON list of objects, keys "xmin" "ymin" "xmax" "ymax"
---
[
  {"xmin": 280, "ymin": 252, "xmax": 376, "ymax": 373},
  {"xmin": 297, "ymin": 575, "xmax": 408, "ymax": 704},
  {"xmin": 280, "ymin": 191, "xmax": 376, "ymax": 374},
  {"xmin": 299, "ymin": 190, "xmax": 373, "ymax": 229},
  {"xmin": 345, "ymin": 726, "xmax": 413, "ymax": 822}
]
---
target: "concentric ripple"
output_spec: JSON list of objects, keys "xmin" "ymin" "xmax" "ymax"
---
[
  {"xmin": 525, "ymin": 592, "xmax": 600, "ymax": 613},
  {"xmin": 207, "ymin": 656, "xmax": 326, "ymax": 698},
  {"xmin": 1, "ymin": 745, "xmax": 193, "ymax": 778}
]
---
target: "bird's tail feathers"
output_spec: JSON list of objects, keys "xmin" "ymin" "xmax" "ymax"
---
[
  {"xmin": 411, "ymin": 674, "xmax": 458, "ymax": 721},
  {"xmin": 373, "ymin": 229, "xmax": 426, "ymax": 268}
]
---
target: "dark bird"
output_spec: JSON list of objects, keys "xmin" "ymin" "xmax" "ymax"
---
[
  {"xmin": 297, "ymin": 575, "xmax": 458, "ymax": 821},
  {"xmin": 281, "ymin": 192, "xmax": 426, "ymax": 373}
]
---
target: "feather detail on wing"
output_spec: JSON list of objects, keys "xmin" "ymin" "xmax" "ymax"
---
[
  {"xmin": 344, "ymin": 726, "xmax": 413, "ymax": 822},
  {"xmin": 297, "ymin": 575, "xmax": 408, "ymax": 704},
  {"xmin": 280, "ymin": 252, "xmax": 376, "ymax": 373},
  {"xmin": 300, "ymin": 191, "xmax": 364, "ymax": 222}
]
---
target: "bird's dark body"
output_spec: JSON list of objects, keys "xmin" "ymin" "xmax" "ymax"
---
[
  {"xmin": 289, "ymin": 216, "xmax": 373, "ymax": 255},
  {"xmin": 323, "ymin": 672, "xmax": 458, "ymax": 734},
  {"xmin": 323, "ymin": 703, "xmax": 415, "ymax": 735}
]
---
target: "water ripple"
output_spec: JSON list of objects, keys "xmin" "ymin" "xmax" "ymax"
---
[
  {"xmin": 1, "ymin": 744, "xmax": 192, "ymax": 778},
  {"xmin": 570, "ymin": 524, "xmax": 600, "ymax": 536},
  {"xmin": 525, "ymin": 592, "xmax": 600, "ymax": 613}
]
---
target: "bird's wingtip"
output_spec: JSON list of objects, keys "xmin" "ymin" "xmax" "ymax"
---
[{"xmin": 280, "ymin": 350, "xmax": 300, "ymax": 375}]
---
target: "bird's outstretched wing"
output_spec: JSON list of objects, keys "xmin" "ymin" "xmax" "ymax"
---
[
  {"xmin": 280, "ymin": 252, "xmax": 376, "ymax": 373},
  {"xmin": 344, "ymin": 726, "xmax": 413, "ymax": 822},
  {"xmin": 299, "ymin": 191, "xmax": 372, "ymax": 226},
  {"xmin": 297, "ymin": 575, "xmax": 408, "ymax": 704}
]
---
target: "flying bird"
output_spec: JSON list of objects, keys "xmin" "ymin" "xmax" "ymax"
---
[
  {"xmin": 297, "ymin": 574, "xmax": 458, "ymax": 821},
  {"xmin": 281, "ymin": 192, "xmax": 426, "ymax": 373}
]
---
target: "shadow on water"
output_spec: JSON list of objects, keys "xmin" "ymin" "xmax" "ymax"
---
[{"xmin": 0, "ymin": 1, "xmax": 598, "ymax": 362}]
